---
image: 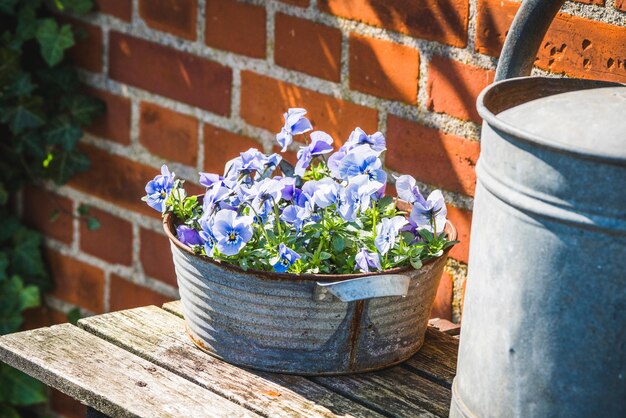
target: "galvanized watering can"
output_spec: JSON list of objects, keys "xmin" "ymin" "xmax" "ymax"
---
[
  {"xmin": 451, "ymin": 0, "xmax": 626, "ymax": 417},
  {"xmin": 164, "ymin": 206, "xmax": 457, "ymax": 375}
]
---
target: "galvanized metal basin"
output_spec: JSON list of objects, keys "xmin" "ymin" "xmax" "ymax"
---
[
  {"xmin": 163, "ymin": 210, "xmax": 456, "ymax": 375},
  {"xmin": 451, "ymin": 1, "xmax": 626, "ymax": 416}
]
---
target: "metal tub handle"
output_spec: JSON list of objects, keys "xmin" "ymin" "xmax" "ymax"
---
[{"xmin": 314, "ymin": 274, "xmax": 411, "ymax": 302}]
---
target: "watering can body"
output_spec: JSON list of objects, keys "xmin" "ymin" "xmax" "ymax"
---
[{"xmin": 451, "ymin": 1, "xmax": 626, "ymax": 417}]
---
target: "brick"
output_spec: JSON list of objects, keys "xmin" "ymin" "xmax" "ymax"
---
[
  {"xmin": 386, "ymin": 115, "xmax": 480, "ymax": 196},
  {"xmin": 275, "ymin": 14, "xmax": 342, "ymax": 82},
  {"xmin": 96, "ymin": 0, "xmax": 132, "ymax": 21},
  {"xmin": 240, "ymin": 71, "xmax": 378, "ymax": 146},
  {"xmin": 22, "ymin": 186, "xmax": 73, "ymax": 245},
  {"xmin": 83, "ymin": 87, "xmax": 131, "ymax": 145},
  {"xmin": 203, "ymin": 125, "xmax": 260, "ymax": 174},
  {"xmin": 80, "ymin": 207, "xmax": 133, "ymax": 265},
  {"xmin": 617, "ymin": 0, "xmax": 626, "ymax": 11},
  {"xmin": 139, "ymin": 0, "xmax": 197, "ymax": 40},
  {"xmin": 349, "ymin": 34, "xmax": 420, "ymax": 104},
  {"xmin": 430, "ymin": 271, "xmax": 452, "ymax": 321},
  {"xmin": 109, "ymin": 31, "xmax": 232, "ymax": 115},
  {"xmin": 69, "ymin": 144, "xmax": 162, "ymax": 218},
  {"xmin": 446, "ymin": 205, "xmax": 472, "ymax": 264},
  {"xmin": 279, "ymin": 0, "xmax": 309, "ymax": 6},
  {"xmin": 109, "ymin": 274, "xmax": 171, "ymax": 311},
  {"xmin": 22, "ymin": 306, "xmax": 68, "ymax": 330},
  {"xmin": 426, "ymin": 57, "xmax": 495, "ymax": 123},
  {"xmin": 67, "ymin": 19, "xmax": 103, "ymax": 73},
  {"xmin": 319, "ymin": 0, "xmax": 469, "ymax": 47},
  {"xmin": 140, "ymin": 102, "xmax": 198, "ymax": 166},
  {"xmin": 140, "ymin": 228, "xmax": 177, "ymax": 286},
  {"xmin": 476, "ymin": 0, "xmax": 626, "ymax": 82},
  {"xmin": 51, "ymin": 389, "xmax": 87, "ymax": 418},
  {"xmin": 205, "ymin": 0, "xmax": 266, "ymax": 58},
  {"xmin": 45, "ymin": 250, "xmax": 105, "ymax": 313}
]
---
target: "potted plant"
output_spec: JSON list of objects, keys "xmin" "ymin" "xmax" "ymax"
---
[{"xmin": 143, "ymin": 108, "xmax": 457, "ymax": 375}]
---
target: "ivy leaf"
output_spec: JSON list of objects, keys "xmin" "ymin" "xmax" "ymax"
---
[
  {"xmin": 0, "ymin": 404, "xmax": 20, "ymax": 418},
  {"xmin": 7, "ymin": 72, "xmax": 36, "ymax": 97},
  {"xmin": 66, "ymin": 307, "xmax": 81, "ymax": 325},
  {"xmin": 19, "ymin": 285, "xmax": 39, "ymax": 311},
  {"xmin": 36, "ymin": 66, "xmax": 79, "ymax": 95},
  {"xmin": 0, "ymin": 215, "xmax": 20, "ymax": 243},
  {"xmin": 15, "ymin": 4, "xmax": 38, "ymax": 42},
  {"xmin": 47, "ymin": 149, "xmax": 90, "ymax": 184},
  {"xmin": 3, "ymin": 96, "xmax": 46, "ymax": 134},
  {"xmin": 0, "ymin": 253, "xmax": 8, "ymax": 281},
  {"xmin": 0, "ymin": 48, "xmax": 20, "ymax": 86},
  {"xmin": 35, "ymin": 19, "xmax": 75, "ymax": 67},
  {"xmin": 0, "ymin": 365, "xmax": 46, "ymax": 405},
  {"xmin": 55, "ymin": 0, "xmax": 93, "ymax": 14},
  {"xmin": 0, "ymin": 276, "xmax": 25, "ymax": 334},
  {"xmin": 0, "ymin": 0, "xmax": 19, "ymax": 15},
  {"xmin": 61, "ymin": 94, "xmax": 104, "ymax": 125},
  {"xmin": 11, "ymin": 227, "xmax": 47, "ymax": 283},
  {"xmin": 45, "ymin": 116, "xmax": 83, "ymax": 150},
  {"xmin": 86, "ymin": 216, "xmax": 100, "ymax": 231}
]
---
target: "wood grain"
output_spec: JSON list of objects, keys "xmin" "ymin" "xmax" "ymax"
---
[
  {"xmin": 79, "ymin": 305, "xmax": 383, "ymax": 418},
  {"xmin": 0, "ymin": 324, "xmax": 256, "ymax": 418}
]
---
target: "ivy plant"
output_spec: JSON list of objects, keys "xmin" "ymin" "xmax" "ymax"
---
[{"xmin": 0, "ymin": 0, "xmax": 103, "ymax": 416}]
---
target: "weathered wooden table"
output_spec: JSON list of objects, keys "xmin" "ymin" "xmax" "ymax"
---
[{"xmin": 0, "ymin": 301, "xmax": 458, "ymax": 417}]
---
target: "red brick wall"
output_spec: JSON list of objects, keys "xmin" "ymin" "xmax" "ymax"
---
[{"xmin": 22, "ymin": 0, "xmax": 625, "ymax": 330}]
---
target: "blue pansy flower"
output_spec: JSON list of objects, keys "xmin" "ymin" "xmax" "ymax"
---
[
  {"xmin": 273, "ymin": 243, "xmax": 301, "ymax": 272},
  {"xmin": 375, "ymin": 216, "xmax": 407, "ymax": 255},
  {"xmin": 143, "ymin": 165, "xmax": 174, "ymax": 213},
  {"xmin": 337, "ymin": 176, "xmax": 382, "ymax": 221},
  {"xmin": 345, "ymin": 127, "xmax": 386, "ymax": 153},
  {"xmin": 176, "ymin": 225, "xmax": 203, "ymax": 247},
  {"xmin": 355, "ymin": 248, "xmax": 382, "ymax": 273},
  {"xmin": 198, "ymin": 172, "xmax": 223, "ymax": 188},
  {"xmin": 302, "ymin": 177, "xmax": 339, "ymax": 209},
  {"xmin": 295, "ymin": 131, "xmax": 334, "ymax": 176},
  {"xmin": 250, "ymin": 178, "xmax": 283, "ymax": 218},
  {"xmin": 395, "ymin": 175, "xmax": 427, "ymax": 206},
  {"xmin": 280, "ymin": 204, "xmax": 310, "ymax": 233},
  {"xmin": 408, "ymin": 190, "xmax": 447, "ymax": 235},
  {"xmin": 203, "ymin": 183, "xmax": 232, "ymax": 216},
  {"xmin": 199, "ymin": 215, "xmax": 217, "ymax": 257},
  {"xmin": 276, "ymin": 108, "xmax": 313, "ymax": 152},
  {"xmin": 211, "ymin": 209, "xmax": 254, "ymax": 256},
  {"xmin": 338, "ymin": 146, "xmax": 387, "ymax": 184}
]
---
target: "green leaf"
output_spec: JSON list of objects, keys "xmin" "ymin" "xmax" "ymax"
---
[
  {"xmin": 0, "ymin": 48, "xmax": 20, "ymax": 86},
  {"xmin": 66, "ymin": 307, "xmax": 81, "ymax": 325},
  {"xmin": 36, "ymin": 66, "xmax": 79, "ymax": 94},
  {"xmin": 45, "ymin": 116, "xmax": 83, "ymax": 150},
  {"xmin": 35, "ymin": 19, "xmax": 75, "ymax": 67},
  {"xmin": 14, "ymin": 4, "xmax": 38, "ymax": 42},
  {"xmin": 319, "ymin": 251, "xmax": 332, "ymax": 261},
  {"xmin": 0, "ymin": 253, "xmax": 8, "ymax": 281},
  {"xmin": 0, "ymin": 216, "xmax": 20, "ymax": 243},
  {"xmin": 7, "ymin": 73, "xmax": 36, "ymax": 97},
  {"xmin": 410, "ymin": 257, "xmax": 423, "ymax": 270},
  {"xmin": 0, "ymin": 276, "xmax": 25, "ymax": 334},
  {"xmin": 11, "ymin": 227, "xmax": 47, "ymax": 282},
  {"xmin": 4, "ymin": 96, "xmax": 46, "ymax": 134},
  {"xmin": 0, "ymin": 404, "xmax": 20, "ymax": 418},
  {"xmin": 86, "ymin": 216, "xmax": 100, "ymax": 231},
  {"xmin": 19, "ymin": 285, "xmax": 40, "ymax": 310},
  {"xmin": 0, "ymin": 0, "xmax": 18, "ymax": 14},
  {"xmin": 331, "ymin": 235, "xmax": 345, "ymax": 252},
  {"xmin": 62, "ymin": 94, "xmax": 104, "ymax": 125},
  {"xmin": 77, "ymin": 203, "xmax": 90, "ymax": 216},
  {"xmin": 0, "ymin": 365, "xmax": 46, "ymax": 405},
  {"xmin": 56, "ymin": 0, "xmax": 93, "ymax": 14}
]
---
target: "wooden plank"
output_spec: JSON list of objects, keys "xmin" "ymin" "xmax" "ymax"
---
[
  {"xmin": 402, "ymin": 328, "xmax": 458, "ymax": 387},
  {"xmin": 162, "ymin": 300, "xmax": 454, "ymax": 417},
  {"xmin": 0, "ymin": 324, "xmax": 257, "ymax": 418},
  {"xmin": 311, "ymin": 366, "xmax": 451, "ymax": 418},
  {"xmin": 79, "ymin": 306, "xmax": 384, "ymax": 418}
]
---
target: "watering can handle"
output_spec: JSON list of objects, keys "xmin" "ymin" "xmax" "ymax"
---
[{"xmin": 495, "ymin": 0, "xmax": 566, "ymax": 81}]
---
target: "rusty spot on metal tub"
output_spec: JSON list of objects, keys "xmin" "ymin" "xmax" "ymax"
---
[
  {"xmin": 347, "ymin": 300, "xmax": 365, "ymax": 370},
  {"xmin": 186, "ymin": 326, "xmax": 207, "ymax": 350},
  {"xmin": 262, "ymin": 389, "xmax": 282, "ymax": 398}
]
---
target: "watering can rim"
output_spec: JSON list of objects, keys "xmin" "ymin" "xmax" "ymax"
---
[
  {"xmin": 162, "ymin": 196, "xmax": 457, "ymax": 283},
  {"xmin": 477, "ymin": 76, "xmax": 626, "ymax": 167}
]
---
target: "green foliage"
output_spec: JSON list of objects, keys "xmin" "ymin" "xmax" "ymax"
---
[{"xmin": 0, "ymin": 0, "xmax": 100, "ymax": 415}]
